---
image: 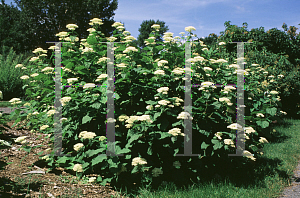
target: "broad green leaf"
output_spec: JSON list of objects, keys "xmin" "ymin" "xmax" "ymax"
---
[
  {"xmin": 91, "ymin": 155, "xmax": 107, "ymax": 166},
  {"xmin": 91, "ymin": 102, "xmax": 101, "ymax": 109},
  {"xmin": 211, "ymin": 139, "xmax": 223, "ymax": 150},
  {"xmin": 201, "ymin": 142, "xmax": 209, "ymax": 149},
  {"xmin": 266, "ymin": 107, "xmax": 277, "ymax": 116},
  {"xmin": 131, "ymin": 166, "xmax": 139, "ymax": 174},
  {"xmin": 100, "ymin": 177, "xmax": 113, "ymax": 186},
  {"xmin": 56, "ymin": 156, "xmax": 69, "ymax": 164},
  {"xmin": 115, "ymin": 145, "xmax": 131, "ymax": 155},
  {"xmin": 85, "ymin": 148, "xmax": 106, "ymax": 157},
  {"xmin": 256, "ymin": 121, "xmax": 269, "ymax": 128},
  {"xmin": 82, "ymin": 114, "xmax": 92, "ymax": 124}
]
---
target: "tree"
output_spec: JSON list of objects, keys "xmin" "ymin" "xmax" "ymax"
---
[
  {"xmin": 133, "ymin": 19, "xmax": 169, "ymax": 52},
  {"xmin": 12, "ymin": 0, "xmax": 119, "ymax": 60},
  {"xmin": 0, "ymin": 0, "xmax": 34, "ymax": 58}
]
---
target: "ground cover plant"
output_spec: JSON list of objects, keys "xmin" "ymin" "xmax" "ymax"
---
[{"xmin": 5, "ymin": 19, "xmax": 292, "ymax": 196}]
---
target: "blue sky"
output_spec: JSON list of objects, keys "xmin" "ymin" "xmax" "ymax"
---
[{"xmin": 2, "ymin": 0, "xmax": 300, "ymax": 46}]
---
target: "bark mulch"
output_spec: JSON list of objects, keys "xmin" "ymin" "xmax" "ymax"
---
[{"xmin": 0, "ymin": 113, "xmax": 132, "ymax": 197}]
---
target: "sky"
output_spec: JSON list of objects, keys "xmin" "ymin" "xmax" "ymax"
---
[{"xmin": 2, "ymin": 0, "xmax": 300, "ymax": 47}]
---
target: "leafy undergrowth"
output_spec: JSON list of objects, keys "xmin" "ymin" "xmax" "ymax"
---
[{"xmin": 1, "ymin": 111, "xmax": 300, "ymax": 197}]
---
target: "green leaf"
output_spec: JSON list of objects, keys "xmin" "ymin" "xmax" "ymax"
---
[
  {"xmin": 91, "ymin": 102, "xmax": 101, "ymax": 109},
  {"xmin": 87, "ymin": 35, "xmax": 98, "ymax": 45},
  {"xmin": 201, "ymin": 142, "xmax": 209, "ymax": 150},
  {"xmin": 85, "ymin": 148, "xmax": 106, "ymax": 157},
  {"xmin": 266, "ymin": 107, "xmax": 277, "ymax": 116},
  {"xmin": 82, "ymin": 114, "xmax": 92, "ymax": 124},
  {"xmin": 147, "ymin": 145, "xmax": 152, "ymax": 155},
  {"xmin": 211, "ymin": 139, "xmax": 223, "ymax": 150},
  {"xmin": 115, "ymin": 145, "xmax": 131, "ymax": 155},
  {"xmin": 91, "ymin": 155, "xmax": 107, "ymax": 166},
  {"xmin": 211, "ymin": 101, "xmax": 221, "ymax": 109},
  {"xmin": 153, "ymin": 112, "xmax": 161, "ymax": 121},
  {"xmin": 56, "ymin": 156, "xmax": 69, "ymax": 164},
  {"xmin": 256, "ymin": 121, "xmax": 269, "ymax": 128},
  {"xmin": 131, "ymin": 166, "xmax": 139, "ymax": 174},
  {"xmin": 172, "ymin": 121, "xmax": 182, "ymax": 127},
  {"xmin": 100, "ymin": 177, "xmax": 113, "ymax": 186}
]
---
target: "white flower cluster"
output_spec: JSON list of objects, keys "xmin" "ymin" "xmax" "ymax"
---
[
  {"xmin": 154, "ymin": 70, "xmax": 165, "ymax": 75},
  {"xmin": 74, "ymin": 143, "xmax": 84, "ymax": 151},
  {"xmin": 219, "ymin": 97, "xmax": 233, "ymax": 106},
  {"xmin": 121, "ymin": 114, "xmax": 153, "ymax": 129},
  {"xmin": 88, "ymin": 177, "xmax": 97, "ymax": 183},
  {"xmin": 256, "ymin": 113, "xmax": 264, "ymax": 117},
  {"xmin": 131, "ymin": 157, "xmax": 147, "ymax": 166},
  {"xmin": 47, "ymin": 109, "xmax": 57, "ymax": 117},
  {"xmin": 60, "ymin": 97, "xmax": 72, "ymax": 106},
  {"xmin": 89, "ymin": 18, "xmax": 103, "ymax": 26},
  {"xmin": 66, "ymin": 23, "xmax": 79, "ymax": 30},
  {"xmin": 244, "ymin": 127, "xmax": 256, "ymax": 134},
  {"xmin": 95, "ymin": 74, "xmax": 108, "ymax": 82},
  {"xmin": 198, "ymin": 82, "xmax": 216, "ymax": 90},
  {"xmin": 177, "ymin": 111, "xmax": 193, "ymax": 120},
  {"xmin": 168, "ymin": 128, "xmax": 185, "ymax": 136},
  {"xmin": 157, "ymin": 60, "xmax": 168, "ymax": 66},
  {"xmin": 99, "ymin": 136, "xmax": 106, "ymax": 142},
  {"xmin": 123, "ymin": 46, "xmax": 138, "ymax": 53},
  {"xmin": 203, "ymin": 67, "xmax": 213, "ymax": 71},
  {"xmin": 15, "ymin": 64, "xmax": 23, "ymax": 68},
  {"xmin": 15, "ymin": 136, "xmax": 27, "ymax": 144},
  {"xmin": 214, "ymin": 132, "xmax": 222, "ymax": 140},
  {"xmin": 73, "ymin": 164, "xmax": 83, "ymax": 172},
  {"xmin": 172, "ymin": 68, "xmax": 185, "ymax": 75},
  {"xmin": 224, "ymin": 139, "xmax": 235, "ymax": 148},
  {"xmin": 83, "ymin": 83, "xmax": 95, "ymax": 89},
  {"xmin": 30, "ymin": 73, "xmax": 39, "ymax": 77},
  {"xmin": 185, "ymin": 26, "xmax": 196, "ymax": 32},
  {"xmin": 67, "ymin": 78, "xmax": 78, "ymax": 84},
  {"xmin": 151, "ymin": 24, "xmax": 160, "ymax": 29},
  {"xmin": 79, "ymin": 131, "xmax": 96, "ymax": 139},
  {"xmin": 158, "ymin": 99, "xmax": 171, "ymax": 106},
  {"xmin": 243, "ymin": 150, "xmax": 256, "ymax": 161},
  {"xmin": 9, "ymin": 98, "xmax": 22, "ymax": 105},
  {"xmin": 116, "ymin": 63, "xmax": 127, "ymax": 68},
  {"xmin": 259, "ymin": 137, "xmax": 269, "ymax": 144},
  {"xmin": 40, "ymin": 125, "xmax": 49, "ymax": 130},
  {"xmin": 157, "ymin": 87, "xmax": 169, "ymax": 94},
  {"xmin": 227, "ymin": 123, "xmax": 243, "ymax": 130},
  {"xmin": 20, "ymin": 75, "xmax": 30, "ymax": 80}
]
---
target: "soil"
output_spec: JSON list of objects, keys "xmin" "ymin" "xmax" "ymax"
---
[{"xmin": 0, "ymin": 114, "xmax": 131, "ymax": 197}]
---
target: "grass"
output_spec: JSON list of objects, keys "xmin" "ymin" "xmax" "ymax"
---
[{"xmin": 118, "ymin": 117, "xmax": 300, "ymax": 198}]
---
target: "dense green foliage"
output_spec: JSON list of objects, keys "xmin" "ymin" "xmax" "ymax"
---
[
  {"xmin": 0, "ymin": 46, "xmax": 36, "ymax": 101},
  {"xmin": 5, "ymin": 18, "xmax": 298, "ymax": 196}
]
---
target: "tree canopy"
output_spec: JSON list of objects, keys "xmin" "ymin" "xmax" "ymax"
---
[
  {"xmin": 1, "ymin": 0, "xmax": 119, "ymax": 60},
  {"xmin": 132, "ymin": 19, "xmax": 169, "ymax": 52}
]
